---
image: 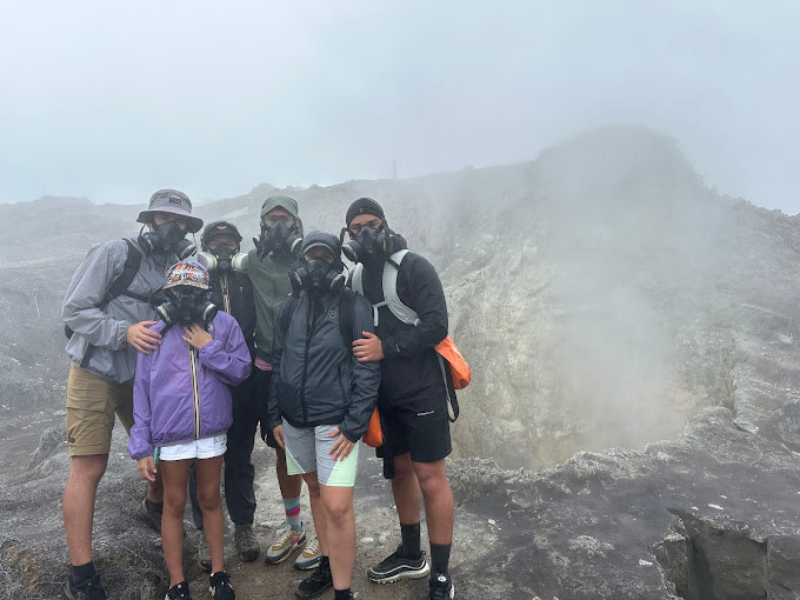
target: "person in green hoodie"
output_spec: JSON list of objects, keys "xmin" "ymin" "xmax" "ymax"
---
[{"xmin": 247, "ymin": 196, "xmax": 321, "ymax": 570}]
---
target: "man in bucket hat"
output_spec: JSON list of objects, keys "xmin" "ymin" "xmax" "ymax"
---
[{"xmin": 61, "ymin": 189, "xmax": 201, "ymax": 600}]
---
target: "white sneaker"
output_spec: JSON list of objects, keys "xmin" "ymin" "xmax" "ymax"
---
[
  {"xmin": 264, "ymin": 523, "xmax": 306, "ymax": 564},
  {"xmin": 293, "ymin": 536, "xmax": 321, "ymax": 570}
]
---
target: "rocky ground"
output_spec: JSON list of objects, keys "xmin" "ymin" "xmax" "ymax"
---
[{"xmin": 0, "ymin": 417, "xmax": 497, "ymax": 600}]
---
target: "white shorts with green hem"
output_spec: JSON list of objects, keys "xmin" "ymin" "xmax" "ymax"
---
[{"xmin": 282, "ymin": 419, "xmax": 360, "ymax": 487}]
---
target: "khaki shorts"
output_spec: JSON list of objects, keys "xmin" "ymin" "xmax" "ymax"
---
[{"xmin": 65, "ymin": 364, "xmax": 135, "ymax": 456}]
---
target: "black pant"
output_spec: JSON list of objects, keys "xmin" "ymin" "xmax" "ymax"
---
[{"xmin": 189, "ymin": 371, "xmax": 260, "ymax": 528}]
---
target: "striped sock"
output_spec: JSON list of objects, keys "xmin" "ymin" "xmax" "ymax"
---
[{"xmin": 283, "ymin": 497, "xmax": 302, "ymax": 531}]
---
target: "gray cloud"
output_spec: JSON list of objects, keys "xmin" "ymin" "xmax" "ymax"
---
[{"xmin": 1, "ymin": 1, "xmax": 798, "ymax": 211}]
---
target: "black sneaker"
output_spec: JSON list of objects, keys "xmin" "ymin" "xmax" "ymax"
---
[
  {"xmin": 295, "ymin": 563, "xmax": 333, "ymax": 599},
  {"xmin": 367, "ymin": 544, "xmax": 430, "ymax": 584},
  {"xmin": 142, "ymin": 497, "xmax": 163, "ymax": 533},
  {"xmin": 209, "ymin": 571, "xmax": 235, "ymax": 600},
  {"xmin": 429, "ymin": 572, "xmax": 455, "ymax": 600},
  {"xmin": 62, "ymin": 574, "xmax": 107, "ymax": 600},
  {"xmin": 166, "ymin": 581, "xmax": 192, "ymax": 600}
]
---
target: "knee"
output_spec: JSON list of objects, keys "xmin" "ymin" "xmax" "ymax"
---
[
  {"xmin": 415, "ymin": 464, "xmax": 448, "ymax": 497},
  {"xmin": 393, "ymin": 456, "xmax": 415, "ymax": 482},
  {"xmin": 163, "ymin": 490, "xmax": 187, "ymax": 517},
  {"xmin": 323, "ymin": 498, "xmax": 353, "ymax": 525},
  {"xmin": 70, "ymin": 456, "xmax": 107, "ymax": 485},
  {"xmin": 197, "ymin": 487, "xmax": 221, "ymax": 514},
  {"xmin": 304, "ymin": 477, "xmax": 321, "ymax": 498}
]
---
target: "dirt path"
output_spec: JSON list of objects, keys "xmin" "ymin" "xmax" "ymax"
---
[
  {"xmin": 178, "ymin": 448, "xmax": 494, "ymax": 600},
  {"xmin": 3, "ymin": 408, "xmax": 496, "ymax": 600}
]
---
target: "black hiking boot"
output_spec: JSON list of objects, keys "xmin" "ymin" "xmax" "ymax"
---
[
  {"xmin": 62, "ymin": 573, "xmax": 107, "ymax": 600},
  {"xmin": 429, "ymin": 572, "xmax": 455, "ymax": 600},
  {"xmin": 166, "ymin": 581, "xmax": 192, "ymax": 600},
  {"xmin": 295, "ymin": 562, "xmax": 333, "ymax": 599},
  {"xmin": 367, "ymin": 544, "xmax": 430, "ymax": 584},
  {"xmin": 209, "ymin": 571, "xmax": 235, "ymax": 600}
]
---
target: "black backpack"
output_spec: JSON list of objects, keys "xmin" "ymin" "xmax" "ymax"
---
[
  {"xmin": 278, "ymin": 287, "xmax": 358, "ymax": 348},
  {"xmin": 66, "ymin": 239, "xmax": 151, "ymax": 368}
]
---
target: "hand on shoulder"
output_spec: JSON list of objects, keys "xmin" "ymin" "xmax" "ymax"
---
[{"xmin": 127, "ymin": 321, "xmax": 161, "ymax": 354}]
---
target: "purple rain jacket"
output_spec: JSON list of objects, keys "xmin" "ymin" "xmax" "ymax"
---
[{"xmin": 128, "ymin": 312, "xmax": 252, "ymax": 461}]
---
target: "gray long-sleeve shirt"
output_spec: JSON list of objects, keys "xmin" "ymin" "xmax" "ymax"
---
[{"xmin": 62, "ymin": 236, "xmax": 171, "ymax": 384}]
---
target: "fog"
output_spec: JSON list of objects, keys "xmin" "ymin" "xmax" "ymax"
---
[{"xmin": 1, "ymin": 1, "xmax": 799, "ymax": 212}]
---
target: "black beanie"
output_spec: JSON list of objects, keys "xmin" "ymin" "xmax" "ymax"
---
[{"xmin": 346, "ymin": 197, "xmax": 385, "ymax": 226}]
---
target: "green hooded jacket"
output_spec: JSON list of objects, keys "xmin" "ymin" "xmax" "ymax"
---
[{"xmin": 246, "ymin": 195, "xmax": 304, "ymax": 362}]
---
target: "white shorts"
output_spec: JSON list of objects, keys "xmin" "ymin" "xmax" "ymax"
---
[{"xmin": 157, "ymin": 434, "xmax": 227, "ymax": 462}]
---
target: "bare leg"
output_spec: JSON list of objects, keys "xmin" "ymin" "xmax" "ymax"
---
[
  {"xmin": 413, "ymin": 459, "xmax": 454, "ymax": 545},
  {"xmin": 391, "ymin": 453, "xmax": 422, "ymax": 526},
  {"xmin": 275, "ymin": 445, "xmax": 303, "ymax": 500},
  {"xmin": 302, "ymin": 473, "xmax": 327, "ymax": 555},
  {"xmin": 319, "ymin": 484, "xmax": 355, "ymax": 590},
  {"xmin": 63, "ymin": 454, "xmax": 108, "ymax": 565},
  {"xmin": 195, "ymin": 455, "xmax": 226, "ymax": 574},
  {"xmin": 147, "ymin": 470, "xmax": 163, "ymax": 503},
  {"xmin": 160, "ymin": 459, "xmax": 191, "ymax": 586}
]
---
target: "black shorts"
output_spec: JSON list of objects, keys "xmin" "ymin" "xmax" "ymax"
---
[
  {"xmin": 252, "ymin": 367, "xmax": 279, "ymax": 449},
  {"xmin": 380, "ymin": 394, "xmax": 451, "ymax": 463}
]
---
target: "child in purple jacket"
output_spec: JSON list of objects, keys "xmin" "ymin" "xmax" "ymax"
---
[{"xmin": 129, "ymin": 260, "xmax": 251, "ymax": 600}]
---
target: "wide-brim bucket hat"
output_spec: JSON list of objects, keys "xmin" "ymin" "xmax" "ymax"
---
[{"xmin": 137, "ymin": 189, "xmax": 203, "ymax": 233}]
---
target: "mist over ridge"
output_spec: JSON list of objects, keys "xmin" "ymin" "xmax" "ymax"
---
[{"xmin": 2, "ymin": 125, "xmax": 794, "ymax": 470}]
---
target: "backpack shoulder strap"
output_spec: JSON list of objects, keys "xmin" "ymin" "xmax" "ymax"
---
[
  {"xmin": 98, "ymin": 239, "xmax": 146, "ymax": 309},
  {"xmin": 278, "ymin": 297, "xmax": 298, "ymax": 341},
  {"xmin": 78, "ymin": 240, "xmax": 146, "ymax": 369},
  {"xmin": 382, "ymin": 249, "xmax": 420, "ymax": 326},
  {"xmin": 338, "ymin": 287, "xmax": 357, "ymax": 348}
]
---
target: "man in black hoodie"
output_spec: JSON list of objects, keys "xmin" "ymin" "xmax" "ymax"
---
[{"xmin": 344, "ymin": 198, "xmax": 456, "ymax": 600}]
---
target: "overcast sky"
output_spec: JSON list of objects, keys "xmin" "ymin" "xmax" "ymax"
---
[{"xmin": 1, "ymin": 1, "xmax": 798, "ymax": 212}]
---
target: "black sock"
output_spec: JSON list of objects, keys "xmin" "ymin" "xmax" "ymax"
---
[
  {"xmin": 333, "ymin": 589, "xmax": 352, "ymax": 600},
  {"xmin": 400, "ymin": 522, "xmax": 421, "ymax": 558},
  {"xmin": 430, "ymin": 543, "xmax": 451, "ymax": 576},
  {"xmin": 320, "ymin": 555, "xmax": 331, "ymax": 571},
  {"xmin": 71, "ymin": 561, "xmax": 97, "ymax": 585}
]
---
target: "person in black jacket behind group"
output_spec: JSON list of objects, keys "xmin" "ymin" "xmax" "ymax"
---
[
  {"xmin": 344, "ymin": 198, "xmax": 456, "ymax": 600},
  {"xmin": 268, "ymin": 232, "xmax": 380, "ymax": 600},
  {"xmin": 188, "ymin": 221, "xmax": 261, "ymax": 567}
]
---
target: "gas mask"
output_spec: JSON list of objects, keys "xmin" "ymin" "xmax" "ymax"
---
[
  {"xmin": 156, "ymin": 288, "xmax": 218, "ymax": 327},
  {"xmin": 196, "ymin": 246, "xmax": 248, "ymax": 273},
  {"xmin": 139, "ymin": 221, "xmax": 196, "ymax": 260},
  {"xmin": 291, "ymin": 258, "xmax": 345, "ymax": 292},
  {"xmin": 341, "ymin": 225, "xmax": 392, "ymax": 264},
  {"xmin": 254, "ymin": 220, "xmax": 302, "ymax": 260}
]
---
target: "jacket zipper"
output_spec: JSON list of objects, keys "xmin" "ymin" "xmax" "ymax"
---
[
  {"xmin": 337, "ymin": 363, "xmax": 348, "ymax": 404},
  {"xmin": 298, "ymin": 296, "xmax": 314, "ymax": 424},
  {"xmin": 221, "ymin": 273, "xmax": 231, "ymax": 314},
  {"xmin": 189, "ymin": 344, "xmax": 201, "ymax": 439}
]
